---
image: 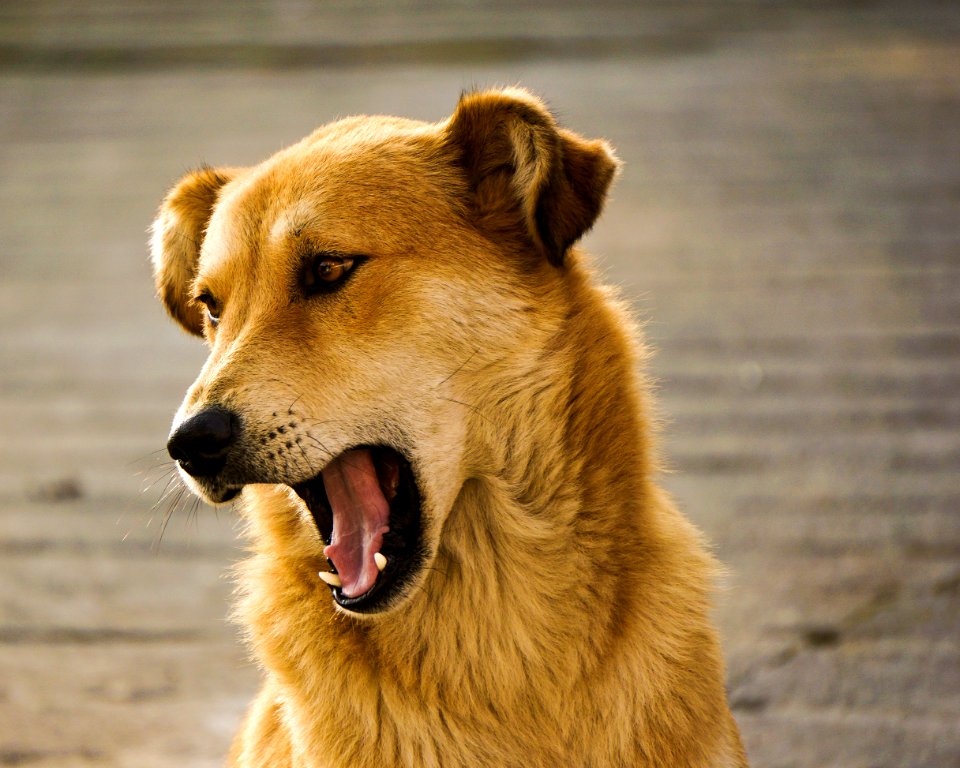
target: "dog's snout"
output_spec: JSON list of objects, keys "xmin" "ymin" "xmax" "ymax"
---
[{"xmin": 167, "ymin": 407, "xmax": 238, "ymax": 477}]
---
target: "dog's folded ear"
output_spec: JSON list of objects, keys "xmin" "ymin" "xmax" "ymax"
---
[
  {"xmin": 444, "ymin": 88, "xmax": 620, "ymax": 266},
  {"xmin": 150, "ymin": 166, "xmax": 238, "ymax": 336}
]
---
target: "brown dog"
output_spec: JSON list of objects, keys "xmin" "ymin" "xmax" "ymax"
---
[{"xmin": 151, "ymin": 87, "xmax": 747, "ymax": 767}]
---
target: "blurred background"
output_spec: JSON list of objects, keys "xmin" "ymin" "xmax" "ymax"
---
[{"xmin": 1, "ymin": 1, "xmax": 958, "ymax": 766}]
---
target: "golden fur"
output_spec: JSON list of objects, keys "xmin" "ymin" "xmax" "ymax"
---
[{"xmin": 151, "ymin": 88, "xmax": 747, "ymax": 767}]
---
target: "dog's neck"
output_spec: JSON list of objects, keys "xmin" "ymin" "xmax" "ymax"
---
[{"xmin": 381, "ymin": 270, "xmax": 657, "ymax": 698}]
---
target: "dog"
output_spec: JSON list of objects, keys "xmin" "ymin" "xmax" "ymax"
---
[{"xmin": 150, "ymin": 87, "xmax": 748, "ymax": 767}]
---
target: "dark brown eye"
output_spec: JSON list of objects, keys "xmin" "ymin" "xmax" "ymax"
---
[
  {"xmin": 318, "ymin": 257, "xmax": 353, "ymax": 282},
  {"xmin": 303, "ymin": 254, "xmax": 359, "ymax": 295},
  {"xmin": 195, "ymin": 292, "xmax": 220, "ymax": 327}
]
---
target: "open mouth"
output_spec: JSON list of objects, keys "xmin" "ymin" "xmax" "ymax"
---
[{"xmin": 291, "ymin": 446, "xmax": 423, "ymax": 614}]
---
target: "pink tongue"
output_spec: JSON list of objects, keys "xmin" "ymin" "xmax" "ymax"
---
[{"xmin": 321, "ymin": 448, "xmax": 390, "ymax": 598}]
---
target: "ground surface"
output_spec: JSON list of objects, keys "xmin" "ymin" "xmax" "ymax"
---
[{"xmin": 0, "ymin": 2, "xmax": 958, "ymax": 766}]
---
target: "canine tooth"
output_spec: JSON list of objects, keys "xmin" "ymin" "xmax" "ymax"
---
[
  {"xmin": 318, "ymin": 571, "xmax": 342, "ymax": 588},
  {"xmin": 374, "ymin": 552, "xmax": 387, "ymax": 572}
]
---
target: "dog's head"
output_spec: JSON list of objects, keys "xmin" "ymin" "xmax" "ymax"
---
[{"xmin": 150, "ymin": 88, "xmax": 618, "ymax": 615}]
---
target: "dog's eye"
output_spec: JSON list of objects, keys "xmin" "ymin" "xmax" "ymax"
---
[
  {"xmin": 303, "ymin": 255, "xmax": 358, "ymax": 295},
  {"xmin": 195, "ymin": 293, "xmax": 221, "ymax": 327}
]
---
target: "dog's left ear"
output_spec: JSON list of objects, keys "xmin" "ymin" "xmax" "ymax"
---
[
  {"xmin": 444, "ymin": 88, "xmax": 620, "ymax": 266},
  {"xmin": 149, "ymin": 166, "xmax": 239, "ymax": 336}
]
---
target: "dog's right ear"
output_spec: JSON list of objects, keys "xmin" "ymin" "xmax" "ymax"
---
[{"xmin": 150, "ymin": 167, "xmax": 237, "ymax": 336}]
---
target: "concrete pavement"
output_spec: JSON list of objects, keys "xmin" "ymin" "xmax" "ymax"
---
[{"xmin": 0, "ymin": 2, "xmax": 958, "ymax": 766}]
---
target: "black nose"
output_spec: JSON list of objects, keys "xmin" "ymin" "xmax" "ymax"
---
[{"xmin": 167, "ymin": 407, "xmax": 238, "ymax": 478}]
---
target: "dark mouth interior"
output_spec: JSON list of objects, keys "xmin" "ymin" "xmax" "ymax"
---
[{"xmin": 291, "ymin": 445, "xmax": 423, "ymax": 613}]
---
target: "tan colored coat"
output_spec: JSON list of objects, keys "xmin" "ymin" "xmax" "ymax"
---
[{"xmin": 151, "ymin": 87, "xmax": 748, "ymax": 768}]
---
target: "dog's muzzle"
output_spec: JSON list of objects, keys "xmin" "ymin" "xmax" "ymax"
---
[{"xmin": 166, "ymin": 407, "xmax": 426, "ymax": 613}]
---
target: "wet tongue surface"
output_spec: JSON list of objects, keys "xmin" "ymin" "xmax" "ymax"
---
[{"xmin": 321, "ymin": 448, "xmax": 390, "ymax": 598}]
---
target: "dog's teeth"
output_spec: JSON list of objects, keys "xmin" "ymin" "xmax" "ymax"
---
[
  {"xmin": 318, "ymin": 571, "xmax": 342, "ymax": 588},
  {"xmin": 374, "ymin": 552, "xmax": 387, "ymax": 572}
]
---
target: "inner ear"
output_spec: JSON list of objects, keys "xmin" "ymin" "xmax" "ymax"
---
[
  {"xmin": 444, "ymin": 88, "xmax": 619, "ymax": 266},
  {"xmin": 150, "ymin": 166, "xmax": 238, "ymax": 336}
]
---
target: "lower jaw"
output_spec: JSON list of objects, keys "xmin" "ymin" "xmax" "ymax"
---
[{"xmin": 327, "ymin": 543, "xmax": 427, "ymax": 615}]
